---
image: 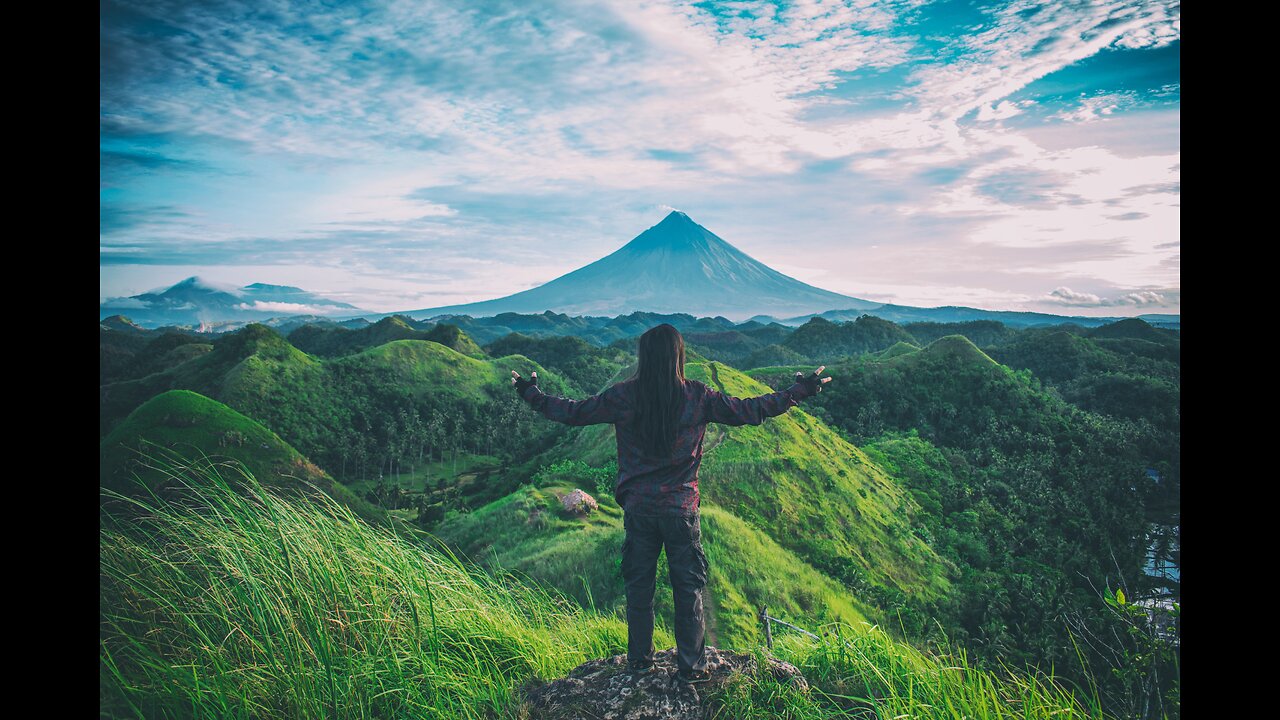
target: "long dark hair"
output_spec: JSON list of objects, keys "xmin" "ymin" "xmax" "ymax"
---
[{"xmin": 630, "ymin": 324, "xmax": 686, "ymax": 457}]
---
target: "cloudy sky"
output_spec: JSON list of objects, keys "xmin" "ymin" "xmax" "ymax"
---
[{"xmin": 101, "ymin": 0, "xmax": 1179, "ymax": 316}]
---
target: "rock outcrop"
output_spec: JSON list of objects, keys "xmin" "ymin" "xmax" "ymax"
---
[
  {"xmin": 559, "ymin": 489, "xmax": 599, "ymax": 516},
  {"xmin": 517, "ymin": 646, "xmax": 807, "ymax": 719}
]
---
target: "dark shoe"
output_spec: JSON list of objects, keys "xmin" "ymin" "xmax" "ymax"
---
[
  {"xmin": 674, "ymin": 669, "xmax": 711, "ymax": 686},
  {"xmin": 627, "ymin": 661, "xmax": 655, "ymax": 676}
]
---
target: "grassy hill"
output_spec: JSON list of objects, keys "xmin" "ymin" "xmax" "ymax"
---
[
  {"xmin": 756, "ymin": 334, "xmax": 1065, "ymax": 448},
  {"xmin": 876, "ymin": 341, "xmax": 920, "ymax": 360},
  {"xmin": 100, "ymin": 314, "xmax": 148, "ymax": 334},
  {"xmin": 742, "ymin": 342, "xmax": 807, "ymax": 369},
  {"xmin": 100, "ymin": 320, "xmax": 211, "ymax": 385},
  {"xmin": 101, "ymin": 323, "xmax": 322, "ymax": 435},
  {"xmin": 433, "ymin": 475, "xmax": 877, "ymax": 649},
  {"xmin": 692, "ymin": 358, "xmax": 951, "ymax": 610},
  {"xmin": 100, "ymin": 324, "xmax": 591, "ymax": 510},
  {"xmin": 782, "ymin": 315, "xmax": 919, "ymax": 362},
  {"xmin": 100, "ymin": 389, "xmax": 385, "ymax": 526},
  {"xmin": 288, "ymin": 316, "xmax": 487, "ymax": 358},
  {"xmin": 902, "ymin": 319, "xmax": 1017, "ymax": 348},
  {"xmin": 986, "ymin": 329, "xmax": 1115, "ymax": 384},
  {"xmin": 100, "ymin": 461, "xmax": 1106, "ymax": 718},
  {"xmin": 985, "ymin": 324, "xmax": 1179, "ymax": 433},
  {"xmin": 746, "ymin": 335, "xmax": 1170, "ymax": 702},
  {"xmin": 493, "ymin": 351, "xmax": 952, "ymax": 637},
  {"xmin": 482, "ymin": 332, "xmax": 632, "ymax": 393},
  {"xmin": 1086, "ymin": 317, "xmax": 1178, "ymax": 345}
]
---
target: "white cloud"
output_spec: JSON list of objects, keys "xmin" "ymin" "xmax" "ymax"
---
[
  {"xmin": 976, "ymin": 100, "xmax": 1033, "ymax": 122},
  {"xmin": 234, "ymin": 301, "xmax": 351, "ymax": 315},
  {"xmin": 1045, "ymin": 286, "xmax": 1168, "ymax": 307},
  {"xmin": 1047, "ymin": 286, "xmax": 1104, "ymax": 305},
  {"xmin": 1111, "ymin": 290, "xmax": 1168, "ymax": 306},
  {"xmin": 1057, "ymin": 92, "xmax": 1139, "ymax": 123},
  {"xmin": 905, "ymin": 0, "xmax": 1180, "ymax": 122},
  {"xmin": 100, "ymin": 296, "xmax": 151, "ymax": 309}
]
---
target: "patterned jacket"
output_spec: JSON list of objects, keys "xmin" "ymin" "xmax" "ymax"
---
[{"xmin": 519, "ymin": 375, "xmax": 812, "ymax": 516}]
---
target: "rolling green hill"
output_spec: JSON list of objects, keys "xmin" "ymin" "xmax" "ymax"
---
[
  {"xmin": 100, "ymin": 321, "xmax": 210, "ymax": 385},
  {"xmin": 288, "ymin": 316, "xmax": 487, "ymax": 358},
  {"xmin": 876, "ymin": 341, "xmax": 920, "ymax": 360},
  {"xmin": 100, "ymin": 324, "xmax": 588, "ymax": 509},
  {"xmin": 782, "ymin": 315, "xmax": 919, "ymax": 362},
  {"xmin": 747, "ymin": 334, "xmax": 1169, "ymax": 698},
  {"xmin": 985, "ymin": 323, "xmax": 1179, "ymax": 432},
  {"xmin": 986, "ymin": 329, "xmax": 1114, "ymax": 384},
  {"xmin": 902, "ymin": 319, "xmax": 1017, "ymax": 348},
  {"xmin": 1086, "ymin": 317, "xmax": 1178, "ymax": 345},
  {"xmin": 433, "ymin": 476, "xmax": 877, "ymax": 649},
  {"xmin": 287, "ymin": 315, "xmax": 423, "ymax": 356},
  {"xmin": 741, "ymin": 342, "xmax": 806, "ymax": 369},
  {"xmin": 692, "ymin": 358, "xmax": 951, "ymax": 609},
  {"xmin": 100, "ymin": 389, "xmax": 385, "ymax": 526},
  {"xmin": 488, "ymin": 351, "xmax": 952, "ymax": 637},
  {"xmin": 683, "ymin": 329, "xmax": 766, "ymax": 368},
  {"xmin": 100, "ymin": 314, "xmax": 148, "ymax": 334},
  {"xmin": 482, "ymin": 332, "xmax": 631, "ymax": 393},
  {"xmin": 100, "ymin": 323, "xmax": 324, "ymax": 436}
]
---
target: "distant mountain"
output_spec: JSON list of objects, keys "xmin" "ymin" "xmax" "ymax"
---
[
  {"xmin": 1087, "ymin": 317, "xmax": 1179, "ymax": 345},
  {"xmin": 99, "ymin": 277, "xmax": 362, "ymax": 328},
  {"xmin": 1137, "ymin": 314, "xmax": 1180, "ymax": 329},
  {"xmin": 782, "ymin": 315, "xmax": 919, "ymax": 360},
  {"xmin": 771, "ymin": 304, "xmax": 1177, "ymax": 330},
  {"xmin": 396, "ymin": 211, "xmax": 880, "ymax": 321},
  {"xmin": 288, "ymin": 316, "xmax": 486, "ymax": 359}
]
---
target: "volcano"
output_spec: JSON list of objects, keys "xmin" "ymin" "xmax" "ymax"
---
[{"xmin": 402, "ymin": 211, "xmax": 878, "ymax": 321}]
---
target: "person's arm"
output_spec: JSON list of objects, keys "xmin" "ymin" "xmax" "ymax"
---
[
  {"xmin": 514, "ymin": 371, "xmax": 628, "ymax": 426},
  {"xmin": 703, "ymin": 383, "xmax": 804, "ymax": 426},
  {"xmin": 702, "ymin": 366, "xmax": 830, "ymax": 426}
]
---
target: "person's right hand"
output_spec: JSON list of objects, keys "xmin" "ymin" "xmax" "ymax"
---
[
  {"xmin": 512, "ymin": 369, "xmax": 539, "ymax": 398},
  {"xmin": 794, "ymin": 366, "xmax": 831, "ymax": 397}
]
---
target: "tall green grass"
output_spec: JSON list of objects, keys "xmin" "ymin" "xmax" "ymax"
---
[
  {"xmin": 718, "ymin": 628, "xmax": 1107, "ymax": 720},
  {"xmin": 100, "ymin": 457, "xmax": 1108, "ymax": 719},
  {"xmin": 100, "ymin": 459, "xmax": 638, "ymax": 719}
]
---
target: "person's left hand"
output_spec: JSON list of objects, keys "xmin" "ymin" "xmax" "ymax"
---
[
  {"xmin": 512, "ymin": 369, "xmax": 538, "ymax": 397},
  {"xmin": 794, "ymin": 365, "xmax": 832, "ymax": 397}
]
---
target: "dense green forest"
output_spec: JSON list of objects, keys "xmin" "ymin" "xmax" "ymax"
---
[{"xmin": 100, "ymin": 311, "xmax": 1179, "ymax": 718}]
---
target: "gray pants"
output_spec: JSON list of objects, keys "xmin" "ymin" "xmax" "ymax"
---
[{"xmin": 622, "ymin": 512, "xmax": 709, "ymax": 675}]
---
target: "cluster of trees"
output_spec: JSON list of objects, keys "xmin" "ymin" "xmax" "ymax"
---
[
  {"xmin": 483, "ymin": 333, "xmax": 633, "ymax": 393},
  {"xmin": 325, "ymin": 400, "xmax": 511, "ymax": 482}
]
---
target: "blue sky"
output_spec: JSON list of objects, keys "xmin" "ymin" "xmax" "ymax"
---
[{"xmin": 101, "ymin": 0, "xmax": 1179, "ymax": 316}]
